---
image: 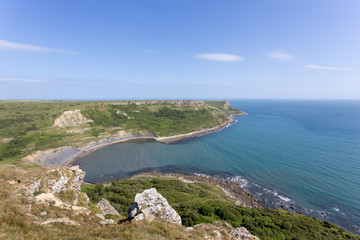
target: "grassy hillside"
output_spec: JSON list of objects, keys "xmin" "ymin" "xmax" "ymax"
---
[
  {"xmin": 82, "ymin": 176, "xmax": 360, "ymax": 240},
  {"xmin": 0, "ymin": 100, "xmax": 240, "ymax": 164}
]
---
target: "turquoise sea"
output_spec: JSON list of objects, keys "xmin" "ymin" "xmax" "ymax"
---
[{"xmin": 73, "ymin": 100, "xmax": 360, "ymax": 234}]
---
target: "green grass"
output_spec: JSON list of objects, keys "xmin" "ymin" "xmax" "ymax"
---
[
  {"xmin": 0, "ymin": 100, "xmax": 235, "ymax": 164},
  {"xmin": 205, "ymin": 100, "xmax": 227, "ymax": 108},
  {"xmin": 82, "ymin": 176, "xmax": 360, "ymax": 240}
]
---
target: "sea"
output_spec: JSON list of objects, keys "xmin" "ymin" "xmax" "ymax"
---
[{"xmin": 73, "ymin": 100, "xmax": 360, "ymax": 234}]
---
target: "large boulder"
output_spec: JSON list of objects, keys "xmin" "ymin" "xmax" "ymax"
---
[
  {"xmin": 96, "ymin": 198, "xmax": 120, "ymax": 216},
  {"xmin": 128, "ymin": 188, "xmax": 181, "ymax": 225}
]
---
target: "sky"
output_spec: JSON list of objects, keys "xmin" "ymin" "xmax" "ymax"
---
[{"xmin": 0, "ymin": 0, "xmax": 360, "ymax": 100}]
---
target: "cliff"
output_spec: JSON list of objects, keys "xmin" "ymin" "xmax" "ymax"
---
[
  {"xmin": 0, "ymin": 100, "xmax": 241, "ymax": 165},
  {"xmin": 0, "ymin": 165, "xmax": 358, "ymax": 239}
]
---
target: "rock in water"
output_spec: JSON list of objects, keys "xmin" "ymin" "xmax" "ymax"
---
[
  {"xmin": 228, "ymin": 227, "xmax": 260, "ymax": 240},
  {"xmin": 129, "ymin": 188, "xmax": 181, "ymax": 225},
  {"xmin": 96, "ymin": 198, "xmax": 120, "ymax": 216}
]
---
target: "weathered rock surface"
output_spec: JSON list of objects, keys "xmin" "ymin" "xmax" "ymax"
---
[
  {"xmin": 48, "ymin": 166, "xmax": 85, "ymax": 205},
  {"xmin": 185, "ymin": 222, "xmax": 260, "ymax": 240},
  {"xmin": 229, "ymin": 227, "xmax": 260, "ymax": 240},
  {"xmin": 128, "ymin": 188, "xmax": 181, "ymax": 225},
  {"xmin": 23, "ymin": 146, "xmax": 82, "ymax": 166},
  {"xmin": 28, "ymin": 165, "xmax": 86, "ymax": 206},
  {"xmin": 23, "ymin": 131, "xmax": 154, "ymax": 167},
  {"xmin": 53, "ymin": 109, "xmax": 94, "ymax": 127},
  {"xmin": 96, "ymin": 198, "xmax": 120, "ymax": 216}
]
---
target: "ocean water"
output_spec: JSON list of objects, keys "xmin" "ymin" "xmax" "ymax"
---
[{"xmin": 73, "ymin": 100, "xmax": 360, "ymax": 234}]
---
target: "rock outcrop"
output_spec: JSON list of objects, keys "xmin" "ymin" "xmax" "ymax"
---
[
  {"xmin": 96, "ymin": 198, "xmax": 120, "ymax": 216},
  {"xmin": 23, "ymin": 146, "xmax": 82, "ymax": 166},
  {"xmin": 28, "ymin": 165, "xmax": 87, "ymax": 206},
  {"xmin": 23, "ymin": 130, "xmax": 155, "ymax": 166},
  {"xmin": 48, "ymin": 165, "xmax": 85, "ymax": 205},
  {"xmin": 228, "ymin": 227, "xmax": 260, "ymax": 240},
  {"xmin": 185, "ymin": 222, "xmax": 260, "ymax": 240},
  {"xmin": 128, "ymin": 188, "xmax": 181, "ymax": 225},
  {"xmin": 53, "ymin": 109, "xmax": 94, "ymax": 127}
]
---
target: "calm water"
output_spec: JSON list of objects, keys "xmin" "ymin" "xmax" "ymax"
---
[{"xmin": 74, "ymin": 100, "xmax": 360, "ymax": 234}]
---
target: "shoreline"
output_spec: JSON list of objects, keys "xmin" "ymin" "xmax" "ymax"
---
[
  {"xmin": 131, "ymin": 172, "xmax": 261, "ymax": 209},
  {"xmin": 62, "ymin": 113, "xmax": 244, "ymax": 167}
]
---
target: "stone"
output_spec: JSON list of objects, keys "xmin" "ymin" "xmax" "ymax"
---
[
  {"xmin": 228, "ymin": 227, "xmax": 260, "ymax": 240},
  {"xmin": 129, "ymin": 188, "xmax": 181, "ymax": 225},
  {"xmin": 95, "ymin": 214, "xmax": 105, "ymax": 220},
  {"xmin": 47, "ymin": 166, "xmax": 85, "ymax": 205},
  {"xmin": 28, "ymin": 179, "xmax": 41, "ymax": 196},
  {"xmin": 96, "ymin": 198, "xmax": 120, "ymax": 216},
  {"xmin": 133, "ymin": 213, "xmax": 144, "ymax": 221},
  {"xmin": 100, "ymin": 219, "xmax": 115, "ymax": 225}
]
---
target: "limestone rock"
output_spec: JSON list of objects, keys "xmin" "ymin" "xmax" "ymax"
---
[
  {"xmin": 100, "ymin": 219, "xmax": 115, "ymax": 225},
  {"xmin": 23, "ymin": 146, "xmax": 81, "ymax": 166},
  {"xmin": 95, "ymin": 213, "xmax": 105, "ymax": 220},
  {"xmin": 28, "ymin": 166, "xmax": 86, "ymax": 206},
  {"xmin": 96, "ymin": 198, "xmax": 120, "ymax": 216},
  {"xmin": 28, "ymin": 179, "xmax": 41, "ymax": 196},
  {"xmin": 46, "ymin": 166, "xmax": 85, "ymax": 205},
  {"xmin": 228, "ymin": 227, "xmax": 260, "ymax": 240},
  {"xmin": 129, "ymin": 188, "xmax": 181, "ymax": 225},
  {"xmin": 53, "ymin": 109, "xmax": 93, "ymax": 127}
]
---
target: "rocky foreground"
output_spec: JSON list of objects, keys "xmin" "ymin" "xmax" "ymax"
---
[{"xmin": 0, "ymin": 164, "xmax": 261, "ymax": 240}]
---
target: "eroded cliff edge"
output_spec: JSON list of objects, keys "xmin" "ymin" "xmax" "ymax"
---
[{"xmin": 16, "ymin": 100, "xmax": 244, "ymax": 167}]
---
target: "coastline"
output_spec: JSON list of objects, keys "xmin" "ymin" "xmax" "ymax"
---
[
  {"xmin": 61, "ymin": 113, "xmax": 244, "ymax": 167},
  {"xmin": 21, "ymin": 112, "xmax": 245, "ymax": 167},
  {"xmin": 129, "ymin": 172, "xmax": 261, "ymax": 209}
]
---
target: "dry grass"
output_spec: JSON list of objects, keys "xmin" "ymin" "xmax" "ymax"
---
[{"xmin": 0, "ymin": 165, "xmax": 233, "ymax": 240}]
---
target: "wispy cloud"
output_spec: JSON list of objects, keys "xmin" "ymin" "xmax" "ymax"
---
[
  {"xmin": 194, "ymin": 53, "xmax": 243, "ymax": 62},
  {"xmin": 305, "ymin": 64, "xmax": 350, "ymax": 71},
  {"xmin": 267, "ymin": 51, "xmax": 296, "ymax": 61},
  {"xmin": 0, "ymin": 78, "xmax": 48, "ymax": 83},
  {"xmin": 0, "ymin": 40, "xmax": 76, "ymax": 54}
]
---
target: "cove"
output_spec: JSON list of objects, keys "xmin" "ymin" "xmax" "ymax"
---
[{"xmin": 73, "ymin": 100, "xmax": 360, "ymax": 234}]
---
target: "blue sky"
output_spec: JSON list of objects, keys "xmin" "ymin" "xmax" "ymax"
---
[{"xmin": 0, "ymin": 0, "xmax": 359, "ymax": 100}]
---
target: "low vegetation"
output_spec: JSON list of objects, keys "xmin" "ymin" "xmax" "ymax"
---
[
  {"xmin": 83, "ymin": 176, "xmax": 360, "ymax": 240},
  {"xmin": 0, "ymin": 100, "xmax": 240, "ymax": 164}
]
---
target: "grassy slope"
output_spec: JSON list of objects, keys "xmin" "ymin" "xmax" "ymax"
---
[
  {"xmin": 0, "ymin": 100, "xmax": 239, "ymax": 164},
  {"xmin": 82, "ymin": 176, "xmax": 360, "ymax": 240}
]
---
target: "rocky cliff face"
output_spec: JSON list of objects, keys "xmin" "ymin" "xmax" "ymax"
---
[
  {"xmin": 22, "ymin": 130, "xmax": 155, "ymax": 166},
  {"xmin": 53, "ymin": 109, "xmax": 94, "ymax": 127}
]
